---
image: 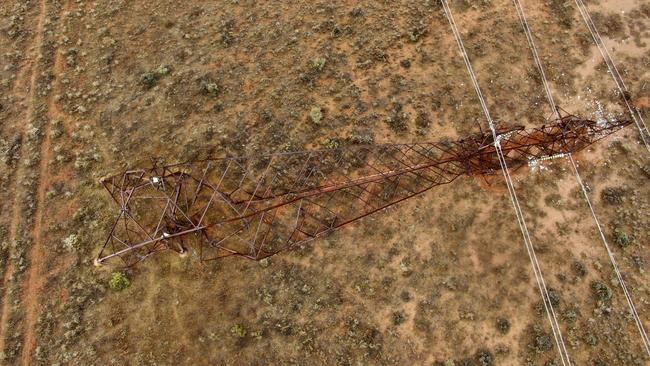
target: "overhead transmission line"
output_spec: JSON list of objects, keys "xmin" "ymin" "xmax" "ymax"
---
[
  {"xmin": 573, "ymin": 0, "xmax": 650, "ymax": 154},
  {"xmin": 510, "ymin": 0, "xmax": 650, "ymax": 355},
  {"xmin": 439, "ymin": 1, "xmax": 572, "ymax": 364}
]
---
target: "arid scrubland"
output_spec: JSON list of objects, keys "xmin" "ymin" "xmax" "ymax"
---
[{"xmin": 0, "ymin": 0, "xmax": 649, "ymax": 365}]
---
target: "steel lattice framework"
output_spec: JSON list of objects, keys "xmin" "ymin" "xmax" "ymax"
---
[{"xmin": 96, "ymin": 114, "xmax": 631, "ymax": 266}]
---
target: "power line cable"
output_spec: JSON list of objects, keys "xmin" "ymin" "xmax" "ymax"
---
[
  {"xmin": 440, "ymin": 1, "xmax": 572, "ymax": 364},
  {"xmin": 573, "ymin": 0, "xmax": 650, "ymax": 154},
  {"xmin": 511, "ymin": 0, "xmax": 650, "ymax": 355}
]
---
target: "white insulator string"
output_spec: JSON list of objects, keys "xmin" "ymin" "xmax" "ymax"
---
[
  {"xmin": 512, "ymin": 0, "xmax": 650, "ymax": 355},
  {"xmin": 440, "ymin": 1, "xmax": 572, "ymax": 365}
]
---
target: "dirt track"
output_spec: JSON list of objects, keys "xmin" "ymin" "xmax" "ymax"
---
[{"xmin": 0, "ymin": 0, "xmax": 46, "ymax": 360}]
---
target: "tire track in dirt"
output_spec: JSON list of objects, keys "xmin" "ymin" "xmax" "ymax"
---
[
  {"xmin": 20, "ymin": 0, "xmax": 70, "ymax": 361},
  {"xmin": 0, "ymin": 0, "xmax": 48, "ymax": 361},
  {"xmin": 0, "ymin": 2, "xmax": 35, "ymax": 340}
]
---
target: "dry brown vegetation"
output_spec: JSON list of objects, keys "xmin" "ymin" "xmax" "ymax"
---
[{"xmin": 0, "ymin": 0, "xmax": 649, "ymax": 365}]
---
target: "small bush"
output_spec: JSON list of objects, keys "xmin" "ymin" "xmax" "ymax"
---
[
  {"xmin": 547, "ymin": 288, "xmax": 561, "ymax": 307},
  {"xmin": 350, "ymin": 134, "xmax": 374, "ymax": 145},
  {"xmin": 415, "ymin": 111, "xmax": 430, "ymax": 129},
  {"xmin": 546, "ymin": 0, "xmax": 575, "ymax": 29},
  {"xmin": 591, "ymin": 281, "xmax": 612, "ymax": 302},
  {"xmin": 230, "ymin": 324, "xmax": 247, "ymax": 338},
  {"xmin": 140, "ymin": 72, "xmax": 158, "ymax": 89},
  {"xmin": 109, "ymin": 272, "xmax": 131, "ymax": 291},
  {"xmin": 392, "ymin": 311, "xmax": 406, "ymax": 326},
  {"xmin": 61, "ymin": 234, "xmax": 79, "ymax": 251},
  {"xmin": 613, "ymin": 229, "xmax": 632, "ymax": 248},
  {"xmin": 312, "ymin": 57, "xmax": 326, "ymax": 71},
  {"xmin": 496, "ymin": 318, "xmax": 510, "ymax": 334},
  {"xmin": 529, "ymin": 325, "xmax": 553, "ymax": 353},
  {"xmin": 572, "ymin": 261, "xmax": 587, "ymax": 277},
  {"xmin": 385, "ymin": 102, "xmax": 408, "ymax": 133},
  {"xmin": 156, "ymin": 65, "xmax": 171, "ymax": 76},
  {"xmin": 563, "ymin": 308, "xmax": 578, "ymax": 324},
  {"xmin": 202, "ymin": 82, "xmax": 220, "ymax": 97},
  {"xmin": 475, "ymin": 349, "xmax": 493, "ymax": 366},
  {"xmin": 309, "ymin": 106, "xmax": 323, "ymax": 124},
  {"xmin": 601, "ymin": 186, "xmax": 626, "ymax": 205},
  {"xmin": 414, "ymin": 316, "xmax": 431, "ymax": 333},
  {"xmin": 140, "ymin": 66, "xmax": 171, "ymax": 89},
  {"xmin": 406, "ymin": 26, "xmax": 427, "ymax": 42},
  {"xmin": 321, "ymin": 137, "xmax": 341, "ymax": 149},
  {"xmin": 533, "ymin": 333, "xmax": 553, "ymax": 353},
  {"xmin": 591, "ymin": 12, "xmax": 624, "ymax": 38},
  {"xmin": 584, "ymin": 332, "xmax": 598, "ymax": 346},
  {"xmin": 400, "ymin": 290, "xmax": 411, "ymax": 301}
]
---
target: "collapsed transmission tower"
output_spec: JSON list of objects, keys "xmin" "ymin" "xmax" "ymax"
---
[{"xmin": 96, "ymin": 113, "xmax": 631, "ymax": 266}]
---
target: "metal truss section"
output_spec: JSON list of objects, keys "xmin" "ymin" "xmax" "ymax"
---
[{"xmin": 96, "ymin": 113, "xmax": 631, "ymax": 266}]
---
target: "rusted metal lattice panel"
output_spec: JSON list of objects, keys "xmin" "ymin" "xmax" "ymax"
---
[{"xmin": 96, "ymin": 114, "xmax": 631, "ymax": 266}]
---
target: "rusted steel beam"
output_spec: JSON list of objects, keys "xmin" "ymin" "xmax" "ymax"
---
[{"xmin": 95, "ymin": 114, "xmax": 631, "ymax": 267}]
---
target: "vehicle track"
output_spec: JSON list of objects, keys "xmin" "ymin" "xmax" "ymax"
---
[
  {"xmin": 0, "ymin": 0, "xmax": 67, "ymax": 364},
  {"xmin": 20, "ymin": 0, "xmax": 70, "ymax": 362},
  {"xmin": 0, "ymin": 0, "xmax": 47, "ymax": 361},
  {"xmin": 0, "ymin": 2, "xmax": 35, "ymax": 348}
]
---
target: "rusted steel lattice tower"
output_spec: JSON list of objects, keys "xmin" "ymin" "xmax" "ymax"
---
[{"xmin": 96, "ymin": 114, "xmax": 631, "ymax": 266}]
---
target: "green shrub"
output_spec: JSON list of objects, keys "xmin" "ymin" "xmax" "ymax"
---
[
  {"xmin": 529, "ymin": 325, "xmax": 552, "ymax": 353},
  {"xmin": 156, "ymin": 65, "xmax": 171, "ymax": 76},
  {"xmin": 415, "ymin": 111, "xmax": 430, "ymax": 129},
  {"xmin": 533, "ymin": 333, "xmax": 552, "ymax": 353},
  {"xmin": 230, "ymin": 324, "xmax": 247, "ymax": 338},
  {"xmin": 601, "ymin": 186, "xmax": 626, "ymax": 205},
  {"xmin": 547, "ymin": 288, "xmax": 561, "ymax": 307},
  {"xmin": 140, "ymin": 66, "xmax": 171, "ymax": 89},
  {"xmin": 250, "ymin": 330, "xmax": 262, "ymax": 340},
  {"xmin": 140, "ymin": 72, "xmax": 158, "ymax": 89},
  {"xmin": 407, "ymin": 26, "xmax": 426, "ymax": 42},
  {"xmin": 203, "ymin": 82, "xmax": 220, "ymax": 96},
  {"xmin": 321, "ymin": 137, "xmax": 341, "ymax": 149},
  {"xmin": 476, "ymin": 349, "xmax": 493, "ymax": 366},
  {"xmin": 392, "ymin": 311, "xmax": 406, "ymax": 325},
  {"xmin": 496, "ymin": 318, "xmax": 510, "ymax": 334},
  {"xmin": 109, "ymin": 272, "xmax": 131, "ymax": 290},
  {"xmin": 312, "ymin": 57, "xmax": 326, "ymax": 71},
  {"xmin": 613, "ymin": 229, "xmax": 632, "ymax": 248},
  {"xmin": 572, "ymin": 261, "xmax": 587, "ymax": 277},
  {"xmin": 350, "ymin": 134, "xmax": 374, "ymax": 145},
  {"xmin": 591, "ymin": 281, "xmax": 612, "ymax": 302},
  {"xmin": 309, "ymin": 106, "xmax": 323, "ymax": 124},
  {"xmin": 584, "ymin": 332, "xmax": 598, "ymax": 346},
  {"xmin": 385, "ymin": 102, "xmax": 408, "ymax": 133}
]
